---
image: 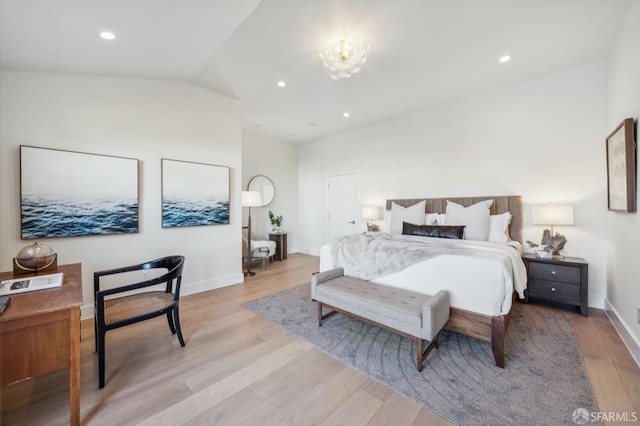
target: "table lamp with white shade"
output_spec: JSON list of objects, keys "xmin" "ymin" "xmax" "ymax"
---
[
  {"xmin": 362, "ymin": 206, "xmax": 382, "ymax": 231},
  {"xmin": 531, "ymin": 204, "xmax": 574, "ymax": 258}
]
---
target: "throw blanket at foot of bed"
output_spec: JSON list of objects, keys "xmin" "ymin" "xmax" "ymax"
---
[
  {"xmin": 330, "ymin": 232, "xmax": 471, "ymax": 280},
  {"xmin": 311, "ymin": 267, "xmax": 450, "ymax": 372}
]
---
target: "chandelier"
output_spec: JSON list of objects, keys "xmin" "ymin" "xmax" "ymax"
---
[{"xmin": 319, "ymin": 33, "xmax": 369, "ymax": 80}]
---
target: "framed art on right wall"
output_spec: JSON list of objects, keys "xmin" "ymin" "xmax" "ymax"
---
[
  {"xmin": 161, "ymin": 158, "xmax": 230, "ymax": 228},
  {"xmin": 606, "ymin": 117, "xmax": 637, "ymax": 212}
]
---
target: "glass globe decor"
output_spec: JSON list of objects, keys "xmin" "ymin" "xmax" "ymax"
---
[{"xmin": 13, "ymin": 242, "xmax": 58, "ymax": 274}]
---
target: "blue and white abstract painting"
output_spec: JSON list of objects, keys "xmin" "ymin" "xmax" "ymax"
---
[
  {"xmin": 161, "ymin": 159, "xmax": 230, "ymax": 228},
  {"xmin": 20, "ymin": 146, "xmax": 139, "ymax": 239}
]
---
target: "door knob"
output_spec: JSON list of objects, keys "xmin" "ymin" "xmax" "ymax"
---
[{"xmin": 348, "ymin": 221, "xmax": 355, "ymax": 224}]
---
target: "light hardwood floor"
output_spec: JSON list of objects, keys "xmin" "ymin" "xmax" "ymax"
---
[{"xmin": 1, "ymin": 253, "xmax": 638, "ymax": 425}]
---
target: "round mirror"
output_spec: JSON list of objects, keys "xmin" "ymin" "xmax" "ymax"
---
[{"xmin": 247, "ymin": 175, "xmax": 275, "ymax": 206}]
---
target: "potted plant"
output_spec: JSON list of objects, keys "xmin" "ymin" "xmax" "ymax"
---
[{"xmin": 268, "ymin": 211, "xmax": 283, "ymax": 232}]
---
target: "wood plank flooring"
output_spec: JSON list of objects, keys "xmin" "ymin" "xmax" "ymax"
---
[{"xmin": 1, "ymin": 253, "xmax": 638, "ymax": 425}]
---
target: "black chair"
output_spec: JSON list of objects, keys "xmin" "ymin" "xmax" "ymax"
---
[{"xmin": 94, "ymin": 255, "xmax": 185, "ymax": 388}]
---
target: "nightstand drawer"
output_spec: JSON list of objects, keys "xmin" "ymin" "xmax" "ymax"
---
[
  {"xmin": 528, "ymin": 262, "xmax": 580, "ymax": 284},
  {"xmin": 528, "ymin": 279, "xmax": 580, "ymax": 303}
]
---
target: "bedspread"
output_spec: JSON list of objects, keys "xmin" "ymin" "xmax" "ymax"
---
[{"xmin": 320, "ymin": 233, "xmax": 527, "ymax": 316}]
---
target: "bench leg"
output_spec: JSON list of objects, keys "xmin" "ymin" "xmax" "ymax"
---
[
  {"xmin": 417, "ymin": 334, "xmax": 440, "ymax": 372},
  {"xmin": 317, "ymin": 302, "xmax": 339, "ymax": 327}
]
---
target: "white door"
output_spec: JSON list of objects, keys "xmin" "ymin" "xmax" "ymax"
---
[{"xmin": 328, "ymin": 173, "xmax": 359, "ymax": 241}]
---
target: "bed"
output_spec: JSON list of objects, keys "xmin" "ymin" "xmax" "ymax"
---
[{"xmin": 319, "ymin": 195, "xmax": 526, "ymax": 367}]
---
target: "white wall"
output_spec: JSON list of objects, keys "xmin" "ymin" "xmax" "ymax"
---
[
  {"xmin": 0, "ymin": 71, "xmax": 244, "ymax": 318},
  {"xmin": 298, "ymin": 61, "xmax": 609, "ymax": 308},
  {"xmin": 606, "ymin": 1, "xmax": 640, "ymax": 363},
  {"xmin": 242, "ymin": 131, "xmax": 299, "ymax": 252}
]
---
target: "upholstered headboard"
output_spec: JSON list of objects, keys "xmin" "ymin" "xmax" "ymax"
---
[{"xmin": 385, "ymin": 195, "xmax": 523, "ymax": 244}]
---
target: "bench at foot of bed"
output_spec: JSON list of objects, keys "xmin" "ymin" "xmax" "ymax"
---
[{"xmin": 311, "ymin": 268, "xmax": 450, "ymax": 372}]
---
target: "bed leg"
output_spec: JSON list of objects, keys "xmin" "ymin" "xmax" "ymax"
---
[{"xmin": 491, "ymin": 316, "xmax": 506, "ymax": 368}]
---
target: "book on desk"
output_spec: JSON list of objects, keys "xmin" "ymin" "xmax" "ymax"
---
[
  {"xmin": 0, "ymin": 295, "xmax": 10, "ymax": 314},
  {"xmin": 0, "ymin": 272, "xmax": 63, "ymax": 296}
]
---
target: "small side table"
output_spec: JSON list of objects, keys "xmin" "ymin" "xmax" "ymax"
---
[
  {"xmin": 269, "ymin": 232, "xmax": 287, "ymax": 261},
  {"xmin": 522, "ymin": 254, "xmax": 588, "ymax": 316}
]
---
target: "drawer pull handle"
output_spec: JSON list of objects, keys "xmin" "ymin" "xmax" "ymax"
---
[
  {"xmin": 551, "ymin": 271, "xmax": 556, "ymax": 275},
  {"xmin": 551, "ymin": 287, "xmax": 556, "ymax": 292}
]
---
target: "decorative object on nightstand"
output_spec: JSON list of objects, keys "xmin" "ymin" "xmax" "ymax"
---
[
  {"xmin": 522, "ymin": 253, "xmax": 588, "ymax": 316},
  {"xmin": 242, "ymin": 191, "xmax": 262, "ymax": 277},
  {"xmin": 531, "ymin": 204, "xmax": 574, "ymax": 258},
  {"xmin": 268, "ymin": 210, "xmax": 283, "ymax": 233},
  {"xmin": 362, "ymin": 206, "xmax": 382, "ymax": 231},
  {"xmin": 269, "ymin": 232, "xmax": 287, "ymax": 261},
  {"xmin": 533, "ymin": 249, "xmax": 552, "ymax": 259}
]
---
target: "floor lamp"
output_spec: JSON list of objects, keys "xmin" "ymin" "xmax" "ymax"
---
[{"xmin": 242, "ymin": 191, "xmax": 263, "ymax": 277}]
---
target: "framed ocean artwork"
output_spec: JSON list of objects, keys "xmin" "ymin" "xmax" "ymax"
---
[
  {"xmin": 20, "ymin": 145, "xmax": 139, "ymax": 239},
  {"xmin": 161, "ymin": 159, "xmax": 230, "ymax": 228}
]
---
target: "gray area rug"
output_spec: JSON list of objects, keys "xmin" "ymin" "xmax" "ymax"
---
[{"xmin": 242, "ymin": 284, "xmax": 601, "ymax": 426}]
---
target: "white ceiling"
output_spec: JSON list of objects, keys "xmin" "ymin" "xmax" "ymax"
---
[{"xmin": 0, "ymin": 0, "xmax": 633, "ymax": 143}]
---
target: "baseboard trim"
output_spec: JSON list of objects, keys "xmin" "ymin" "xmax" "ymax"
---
[
  {"xmin": 300, "ymin": 247, "xmax": 321, "ymax": 256},
  {"xmin": 603, "ymin": 298, "xmax": 640, "ymax": 368},
  {"xmin": 80, "ymin": 272, "xmax": 244, "ymax": 320},
  {"xmin": 181, "ymin": 272, "xmax": 243, "ymax": 296}
]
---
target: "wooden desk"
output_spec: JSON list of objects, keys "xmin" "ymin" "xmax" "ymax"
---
[{"xmin": 0, "ymin": 263, "xmax": 82, "ymax": 425}]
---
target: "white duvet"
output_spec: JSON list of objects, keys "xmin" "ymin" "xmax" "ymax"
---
[{"xmin": 319, "ymin": 235, "xmax": 527, "ymax": 317}]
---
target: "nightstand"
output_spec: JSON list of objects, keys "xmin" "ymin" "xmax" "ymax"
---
[
  {"xmin": 522, "ymin": 254, "xmax": 588, "ymax": 316},
  {"xmin": 269, "ymin": 232, "xmax": 287, "ymax": 261}
]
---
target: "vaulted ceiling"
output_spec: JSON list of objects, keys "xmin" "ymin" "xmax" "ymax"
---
[{"xmin": 0, "ymin": 0, "xmax": 633, "ymax": 143}]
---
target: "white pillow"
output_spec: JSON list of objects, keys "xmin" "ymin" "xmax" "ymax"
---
[
  {"xmin": 445, "ymin": 200, "xmax": 493, "ymax": 241},
  {"xmin": 390, "ymin": 201, "xmax": 426, "ymax": 234},
  {"xmin": 425, "ymin": 213, "xmax": 447, "ymax": 225},
  {"xmin": 425, "ymin": 213, "xmax": 438, "ymax": 225},
  {"xmin": 488, "ymin": 212, "xmax": 512, "ymax": 243},
  {"xmin": 383, "ymin": 209, "xmax": 391, "ymax": 233}
]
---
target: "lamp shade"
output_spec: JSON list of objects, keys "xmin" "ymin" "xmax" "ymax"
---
[
  {"xmin": 531, "ymin": 204, "xmax": 574, "ymax": 226},
  {"xmin": 241, "ymin": 191, "xmax": 262, "ymax": 207},
  {"xmin": 361, "ymin": 206, "xmax": 381, "ymax": 220}
]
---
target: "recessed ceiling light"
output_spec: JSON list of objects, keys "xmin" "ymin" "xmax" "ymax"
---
[
  {"xmin": 100, "ymin": 31, "xmax": 116, "ymax": 40},
  {"xmin": 343, "ymin": 112, "xmax": 350, "ymax": 118},
  {"xmin": 499, "ymin": 55, "xmax": 511, "ymax": 63},
  {"xmin": 277, "ymin": 80, "xmax": 286, "ymax": 87}
]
